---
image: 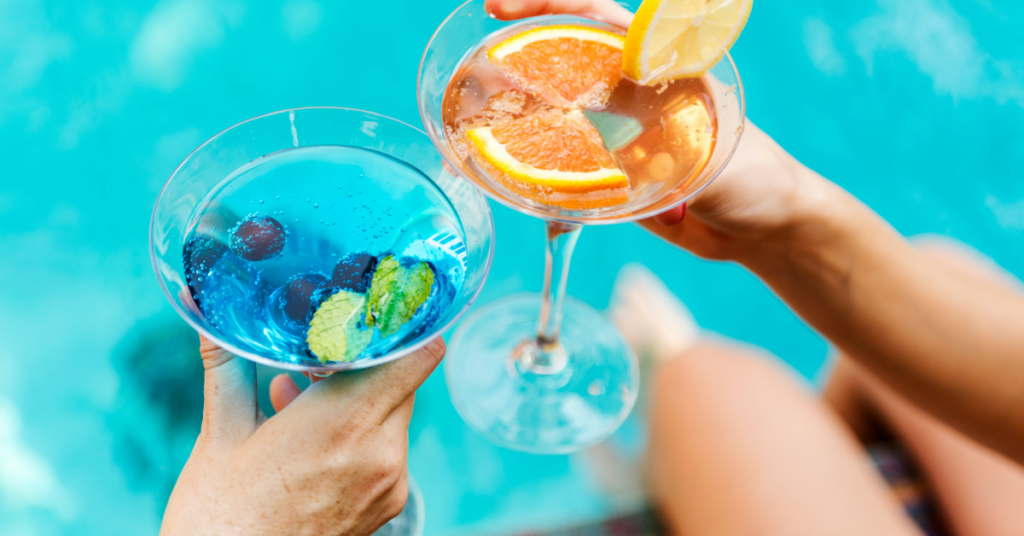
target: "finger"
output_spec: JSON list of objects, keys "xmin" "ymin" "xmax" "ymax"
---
[
  {"xmin": 639, "ymin": 213, "xmax": 737, "ymax": 260},
  {"xmin": 486, "ymin": 0, "xmax": 634, "ymax": 28},
  {"xmin": 366, "ymin": 338, "xmax": 445, "ymax": 410},
  {"xmin": 312, "ymin": 338, "xmax": 445, "ymax": 423},
  {"xmin": 639, "ymin": 204, "xmax": 686, "ymax": 245},
  {"xmin": 199, "ymin": 335, "xmax": 260, "ymax": 446},
  {"xmin": 269, "ymin": 373, "xmax": 303, "ymax": 413},
  {"xmin": 639, "ymin": 213, "xmax": 696, "ymax": 247},
  {"xmin": 380, "ymin": 470, "xmax": 411, "ymax": 524},
  {"xmin": 362, "ymin": 468, "xmax": 410, "ymax": 533},
  {"xmin": 383, "ymin": 394, "xmax": 417, "ymax": 435},
  {"xmin": 653, "ymin": 203, "xmax": 686, "ymax": 226}
]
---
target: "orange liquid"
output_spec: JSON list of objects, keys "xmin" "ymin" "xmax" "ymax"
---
[{"xmin": 442, "ymin": 25, "xmax": 718, "ymax": 214}]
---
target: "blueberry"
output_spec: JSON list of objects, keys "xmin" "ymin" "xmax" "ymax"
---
[
  {"xmin": 183, "ymin": 234, "xmax": 228, "ymax": 307},
  {"xmin": 280, "ymin": 272, "xmax": 329, "ymax": 324},
  {"xmin": 331, "ymin": 253, "xmax": 378, "ymax": 293},
  {"xmin": 183, "ymin": 234, "xmax": 228, "ymax": 280},
  {"xmin": 229, "ymin": 214, "xmax": 286, "ymax": 261}
]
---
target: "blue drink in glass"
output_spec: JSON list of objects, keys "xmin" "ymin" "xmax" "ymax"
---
[{"xmin": 182, "ymin": 145, "xmax": 467, "ymax": 367}]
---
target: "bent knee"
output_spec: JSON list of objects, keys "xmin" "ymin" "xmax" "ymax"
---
[{"xmin": 651, "ymin": 340, "xmax": 805, "ymax": 411}]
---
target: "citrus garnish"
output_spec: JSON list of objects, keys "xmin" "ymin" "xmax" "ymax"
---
[
  {"xmin": 465, "ymin": 108, "xmax": 628, "ymax": 209},
  {"xmin": 307, "ymin": 290, "xmax": 371, "ymax": 363},
  {"xmin": 488, "ymin": 25, "xmax": 626, "ymax": 108},
  {"xmin": 623, "ymin": 0, "xmax": 753, "ymax": 83}
]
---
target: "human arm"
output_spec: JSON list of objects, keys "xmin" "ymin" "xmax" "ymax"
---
[
  {"xmin": 491, "ymin": 0, "xmax": 1024, "ymax": 464},
  {"xmin": 159, "ymin": 335, "xmax": 444, "ymax": 536},
  {"xmin": 696, "ymin": 171, "xmax": 1024, "ymax": 463},
  {"xmin": 647, "ymin": 100, "xmax": 1024, "ymax": 463}
]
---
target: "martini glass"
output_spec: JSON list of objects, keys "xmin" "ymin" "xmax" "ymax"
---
[
  {"xmin": 150, "ymin": 107, "xmax": 495, "ymax": 533},
  {"xmin": 418, "ymin": 0, "xmax": 744, "ymax": 453}
]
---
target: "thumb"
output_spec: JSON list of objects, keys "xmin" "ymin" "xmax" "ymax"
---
[
  {"xmin": 199, "ymin": 335, "xmax": 262, "ymax": 447},
  {"xmin": 304, "ymin": 338, "xmax": 446, "ymax": 425}
]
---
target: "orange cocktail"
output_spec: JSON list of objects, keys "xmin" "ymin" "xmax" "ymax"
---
[{"xmin": 442, "ymin": 25, "xmax": 715, "ymax": 213}]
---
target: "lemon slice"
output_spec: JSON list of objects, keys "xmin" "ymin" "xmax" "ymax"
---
[
  {"xmin": 465, "ymin": 109, "xmax": 627, "ymax": 194},
  {"xmin": 623, "ymin": 0, "xmax": 753, "ymax": 83},
  {"xmin": 488, "ymin": 25, "xmax": 625, "ymax": 108}
]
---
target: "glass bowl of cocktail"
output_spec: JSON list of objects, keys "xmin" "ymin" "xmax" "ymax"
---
[
  {"xmin": 150, "ymin": 107, "xmax": 494, "ymax": 374},
  {"xmin": 418, "ymin": 0, "xmax": 747, "ymax": 452}
]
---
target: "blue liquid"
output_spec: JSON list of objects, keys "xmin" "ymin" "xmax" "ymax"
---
[{"xmin": 183, "ymin": 145, "xmax": 467, "ymax": 366}]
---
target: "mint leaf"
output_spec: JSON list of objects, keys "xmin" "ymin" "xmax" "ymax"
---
[
  {"xmin": 366, "ymin": 256, "xmax": 435, "ymax": 337},
  {"xmin": 307, "ymin": 290, "xmax": 371, "ymax": 363}
]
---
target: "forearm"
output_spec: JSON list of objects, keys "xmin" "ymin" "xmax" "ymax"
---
[{"xmin": 741, "ymin": 171, "xmax": 1024, "ymax": 461}]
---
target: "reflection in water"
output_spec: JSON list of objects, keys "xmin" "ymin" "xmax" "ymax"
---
[{"xmin": 108, "ymin": 317, "xmax": 204, "ymax": 507}]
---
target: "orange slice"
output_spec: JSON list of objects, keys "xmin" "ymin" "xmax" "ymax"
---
[
  {"xmin": 488, "ymin": 25, "xmax": 626, "ymax": 109},
  {"xmin": 465, "ymin": 108, "xmax": 628, "ymax": 209}
]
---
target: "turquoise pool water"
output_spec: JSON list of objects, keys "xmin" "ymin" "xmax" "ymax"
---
[{"xmin": 2, "ymin": 0, "xmax": 1023, "ymax": 533}]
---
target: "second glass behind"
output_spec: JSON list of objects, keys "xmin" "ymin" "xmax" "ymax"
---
[{"xmin": 418, "ymin": 0, "xmax": 745, "ymax": 453}]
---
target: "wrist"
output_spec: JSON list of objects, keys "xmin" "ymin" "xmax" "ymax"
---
[{"xmin": 735, "ymin": 163, "xmax": 870, "ymax": 278}]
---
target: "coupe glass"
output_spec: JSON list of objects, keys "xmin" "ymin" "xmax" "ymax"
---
[
  {"xmin": 418, "ymin": 0, "xmax": 744, "ymax": 453},
  {"xmin": 150, "ymin": 107, "xmax": 495, "ymax": 532}
]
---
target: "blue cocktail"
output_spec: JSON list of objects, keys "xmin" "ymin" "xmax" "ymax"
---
[
  {"xmin": 152, "ymin": 107, "xmax": 494, "ymax": 374},
  {"xmin": 183, "ymin": 145, "xmax": 466, "ymax": 366}
]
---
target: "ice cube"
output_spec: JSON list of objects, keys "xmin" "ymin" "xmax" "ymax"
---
[{"xmin": 583, "ymin": 109, "xmax": 643, "ymax": 152}]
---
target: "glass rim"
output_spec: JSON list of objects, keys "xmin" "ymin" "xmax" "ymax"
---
[
  {"xmin": 417, "ymin": 1, "xmax": 747, "ymax": 225},
  {"xmin": 149, "ymin": 106, "xmax": 497, "ymax": 373}
]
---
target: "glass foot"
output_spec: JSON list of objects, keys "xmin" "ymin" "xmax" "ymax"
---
[{"xmin": 446, "ymin": 294, "xmax": 639, "ymax": 454}]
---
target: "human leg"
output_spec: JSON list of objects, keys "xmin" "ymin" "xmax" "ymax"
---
[
  {"xmin": 823, "ymin": 236, "xmax": 1024, "ymax": 535},
  {"xmin": 828, "ymin": 357, "xmax": 1024, "ymax": 536},
  {"xmin": 648, "ymin": 340, "xmax": 920, "ymax": 536}
]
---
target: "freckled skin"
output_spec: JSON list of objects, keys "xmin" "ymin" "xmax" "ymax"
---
[
  {"xmin": 161, "ymin": 336, "xmax": 448, "ymax": 536},
  {"xmin": 230, "ymin": 214, "xmax": 287, "ymax": 261}
]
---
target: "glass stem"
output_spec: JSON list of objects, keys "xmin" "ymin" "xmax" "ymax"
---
[{"xmin": 524, "ymin": 221, "xmax": 582, "ymax": 374}]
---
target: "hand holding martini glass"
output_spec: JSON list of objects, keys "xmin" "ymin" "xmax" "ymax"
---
[
  {"xmin": 150, "ymin": 107, "xmax": 496, "ymax": 534},
  {"xmin": 418, "ymin": 0, "xmax": 750, "ymax": 453}
]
